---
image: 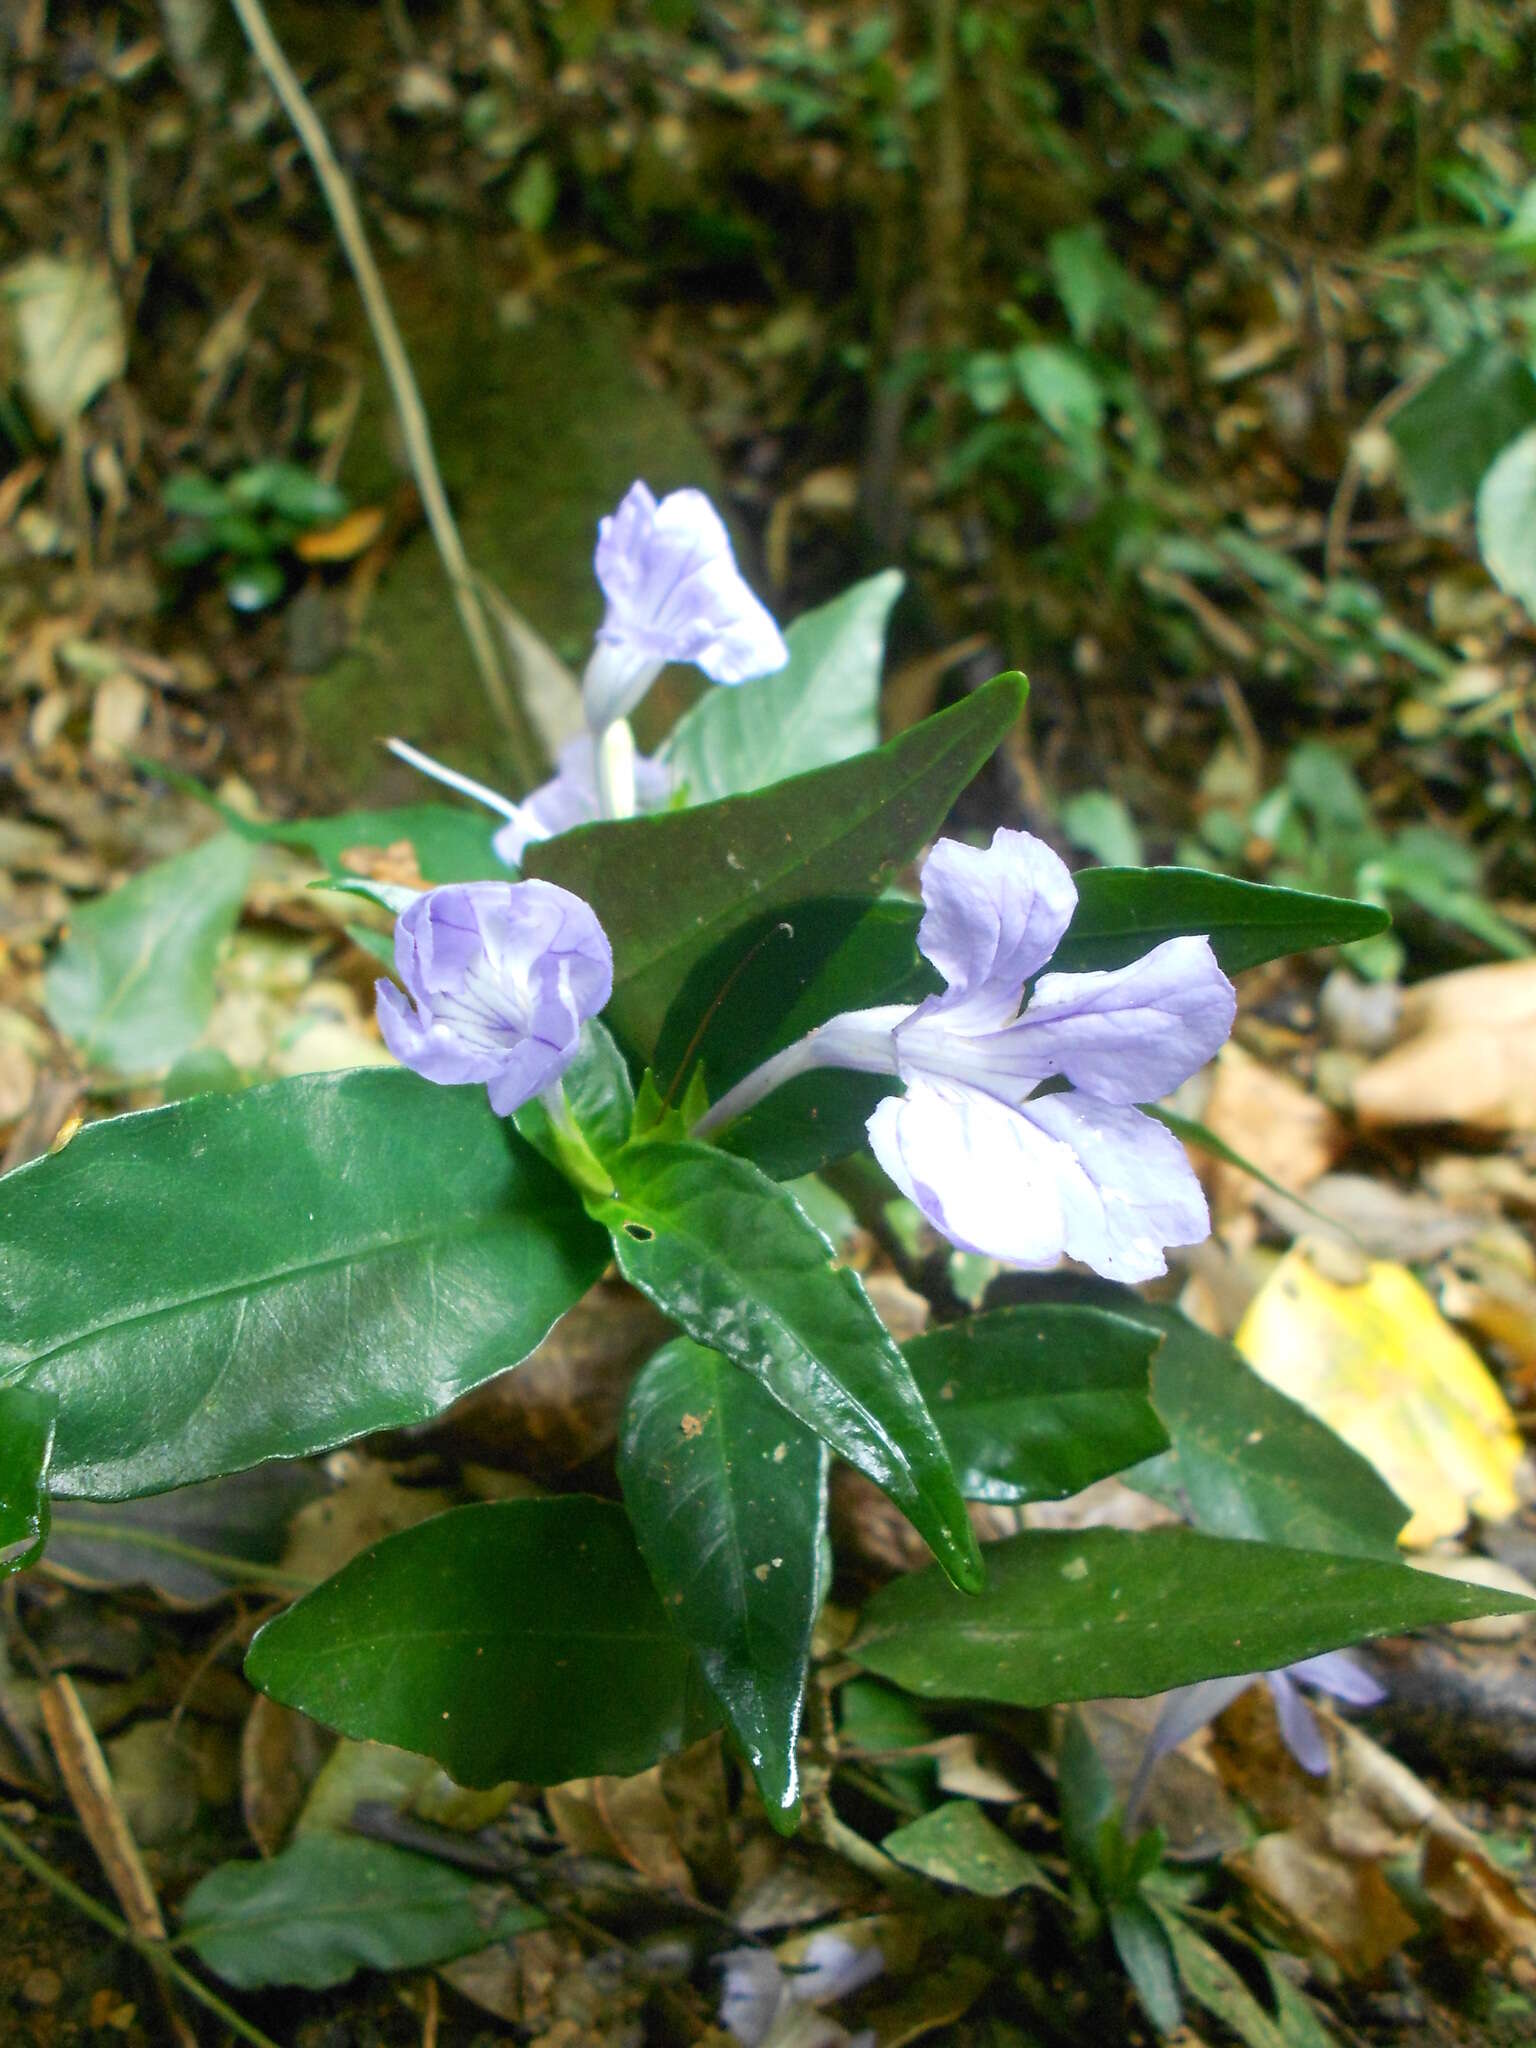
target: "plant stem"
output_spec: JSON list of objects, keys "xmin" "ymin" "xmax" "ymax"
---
[
  {"xmin": 0, "ymin": 1813, "xmax": 283, "ymax": 2048},
  {"xmin": 224, "ymin": 0, "xmax": 545, "ymax": 789},
  {"xmin": 47, "ymin": 1518, "xmax": 316, "ymax": 1594}
]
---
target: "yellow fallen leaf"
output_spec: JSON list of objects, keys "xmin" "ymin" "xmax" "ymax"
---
[{"xmin": 1235, "ymin": 1249, "xmax": 1523, "ymax": 1546}]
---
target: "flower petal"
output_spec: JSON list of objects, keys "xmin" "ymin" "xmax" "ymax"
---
[
  {"xmin": 1144, "ymin": 1675, "xmax": 1256, "ymax": 1769},
  {"xmin": 1267, "ymin": 1671, "xmax": 1330, "ymax": 1774},
  {"xmin": 1288, "ymin": 1651, "xmax": 1387, "ymax": 1708},
  {"xmin": 915, "ymin": 829, "xmax": 1077, "ymax": 1006},
  {"xmin": 866, "ymin": 1078, "xmax": 1076, "ymax": 1266},
  {"xmin": 492, "ymin": 736, "xmax": 674, "ymax": 865},
  {"xmin": 593, "ymin": 481, "xmax": 787, "ymax": 685},
  {"xmin": 1018, "ymin": 1093, "xmax": 1210, "ymax": 1282},
  {"xmin": 1013, "ymin": 937, "xmax": 1236, "ymax": 1104}
]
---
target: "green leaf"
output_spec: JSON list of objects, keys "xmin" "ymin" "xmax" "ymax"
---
[
  {"xmin": 1136, "ymin": 1307, "xmax": 1409, "ymax": 1558},
  {"xmin": 528, "ymin": 672, "xmax": 1027, "ymax": 1061},
  {"xmin": 0, "ymin": 1069, "xmax": 607, "ymax": 1499},
  {"xmin": 1388, "ymin": 342, "xmax": 1536, "ymax": 517},
  {"xmin": 0, "ymin": 1386, "xmax": 55, "ymax": 1574},
  {"xmin": 882, "ymin": 1800, "xmax": 1050, "ymax": 1896},
  {"xmin": 179, "ymin": 1833, "xmax": 542, "ymax": 1991},
  {"xmin": 664, "ymin": 572, "xmax": 903, "ymax": 803},
  {"xmin": 44, "ymin": 834, "xmax": 254, "ymax": 1078},
  {"xmin": 1157, "ymin": 1910, "xmax": 1287, "ymax": 2048},
  {"xmin": 850, "ymin": 1526, "xmax": 1532, "ymax": 1706},
  {"xmin": 903, "ymin": 1306, "xmax": 1166, "ymax": 1504},
  {"xmin": 1111, "ymin": 1898, "xmax": 1182, "ymax": 2037},
  {"xmin": 242, "ymin": 802, "xmax": 498, "ymax": 887},
  {"xmin": 162, "ymin": 473, "xmax": 233, "ymax": 520},
  {"xmin": 594, "ymin": 1139, "xmax": 981, "ymax": 1594},
  {"xmin": 1057, "ymin": 868, "xmax": 1389, "ymax": 974},
  {"xmin": 1048, "ymin": 224, "xmax": 1134, "ymax": 346},
  {"xmin": 1476, "ymin": 424, "xmax": 1536, "ymax": 621},
  {"xmin": 1060, "ymin": 791, "xmax": 1143, "ymax": 868},
  {"xmin": 225, "ymin": 558, "xmax": 286, "ymax": 612},
  {"xmin": 514, "ymin": 1019, "xmax": 635, "ymax": 1173},
  {"xmin": 618, "ymin": 1337, "xmax": 828, "ymax": 1824},
  {"xmin": 1014, "ymin": 342, "xmax": 1106, "ymax": 438},
  {"xmin": 226, "ymin": 462, "xmax": 347, "ymax": 525},
  {"xmin": 246, "ymin": 1498, "xmax": 715, "ymax": 1785}
]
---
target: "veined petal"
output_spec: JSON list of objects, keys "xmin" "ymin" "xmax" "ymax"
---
[
  {"xmin": 1013, "ymin": 937, "xmax": 1236, "ymax": 1104},
  {"xmin": 1267, "ymin": 1671, "xmax": 1330, "ymax": 1775},
  {"xmin": 865, "ymin": 1078, "xmax": 1079, "ymax": 1267},
  {"xmin": 1018, "ymin": 1093, "xmax": 1210, "ymax": 1283},
  {"xmin": 592, "ymin": 481, "xmax": 787, "ymax": 691},
  {"xmin": 916, "ymin": 829, "xmax": 1077, "ymax": 1004}
]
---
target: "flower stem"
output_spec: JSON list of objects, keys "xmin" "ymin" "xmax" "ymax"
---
[{"xmin": 537, "ymin": 1081, "xmax": 616, "ymax": 1204}]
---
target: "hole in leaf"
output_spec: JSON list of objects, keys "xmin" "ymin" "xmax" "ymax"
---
[{"xmin": 623, "ymin": 1221, "xmax": 655, "ymax": 1242}]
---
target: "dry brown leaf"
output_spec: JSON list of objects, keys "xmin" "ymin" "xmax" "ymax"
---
[
  {"xmin": 240, "ymin": 1694, "xmax": 331, "ymax": 1857},
  {"xmin": 1353, "ymin": 959, "xmax": 1536, "ymax": 1133},
  {"xmin": 1197, "ymin": 1042, "xmax": 1344, "ymax": 1222}
]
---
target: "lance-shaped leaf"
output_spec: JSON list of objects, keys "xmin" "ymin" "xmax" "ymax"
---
[
  {"xmin": 528, "ymin": 671, "xmax": 1026, "ymax": 1060},
  {"xmin": 0, "ymin": 1069, "xmax": 607, "ymax": 1499},
  {"xmin": 903, "ymin": 1306, "xmax": 1167, "ymax": 1504},
  {"xmin": 180, "ymin": 1833, "xmax": 544, "ymax": 1991},
  {"xmin": 1056, "ymin": 868, "xmax": 1389, "ymax": 975},
  {"xmin": 0, "ymin": 1386, "xmax": 56, "ymax": 1574},
  {"xmin": 246, "ymin": 1498, "xmax": 716, "ymax": 1786},
  {"xmin": 594, "ymin": 1140, "xmax": 982, "ymax": 1594},
  {"xmin": 851, "ymin": 1526, "xmax": 1533, "ymax": 1707},
  {"xmin": 232, "ymin": 801, "xmax": 499, "ymax": 886},
  {"xmin": 664, "ymin": 570, "xmax": 902, "ymax": 802},
  {"xmin": 618, "ymin": 1337, "xmax": 829, "ymax": 1825}
]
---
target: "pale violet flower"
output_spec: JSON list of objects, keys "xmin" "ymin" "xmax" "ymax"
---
[
  {"xmin": 717, "ymin": 1932, "xmax": 882, "ymax": 2048},
  {"xmin": 695, "ymin": 829, "xmax": 1236, "ymax": 1283},
  {"xmin": 386, "ymin": 735, "xmax": 673, "ymax": 867},
  {"xmin": 582, "ymin": 481, "xmax": 788, "ymax": 732},
  {"xmin": 376, "ymin": 879, "xmax": 612, "ymax": 1115},
  {"xmin": 1128, "ymin": 1652, "xmax": 1386, "ymax": 1818}
]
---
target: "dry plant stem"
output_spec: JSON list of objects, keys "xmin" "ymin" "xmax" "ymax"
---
[
  {"xmin": 0, "ymin": 1813, "xmax": 283, "ymax": 2048},
  {"xmin": 224, "ymin": 0, "xmax": 545, "ymax": 790}
]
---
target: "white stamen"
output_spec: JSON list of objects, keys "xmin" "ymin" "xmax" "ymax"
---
[{"xmin": 386, "ymin": 738, "xmax": 523, "ymax": 821}]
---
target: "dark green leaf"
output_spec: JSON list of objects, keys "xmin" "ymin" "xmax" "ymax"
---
[
  {"xmin": 1136, "ymin": 1307, "xmax": 1408, "ymax": 1558},
  {"xmin": 226, "ymin": 461, "xmax": 348, "ymax": 525},
  {"xmin": 595, "ymin": 1140, "xmax": 981, "ymax": 1593},
  {"xmin": 162, "ymin": 473, "xmax": 233, "ymax": 520},
  {"xmin": 528, "ymin": 672, "xmax": 1027, "ymax": 1061},
  {"xmin": 881, "ymin": 1800, "xmax": 1050, "ymax": 1896},
  {"xmin": 47, "ymin": 1466, "xmax": 326, "ymax": 1601},
  {"xmin": 1111, "ymin": 1898, "xmax": 1182, "ymax": 2037},
  {"xmin": 44, "ymin": 834, "xmax": 254, "ymax": 1077},
  {"xmin": 179, "ymin": 1833, "xmax": 542, "ymax": 1991},
  {"xmin": 1158, "ymin": 1910, "xmax": 1286, "ymax": 2048},
  {"xmin": 1388, "ymin": 342, "xmax": 1536, "ymax": 517},
  {"xmin": 247, "ymin": 1498, "xmax": 716, "ymax": 1785},
  {"xmin": 1057, "ymin": 868, "xmax": 1390, "ymax": 974},
  {"xmin": 664, "ymin": 572, "xmax": 902, "ymax": 803},
  {"xmin": 1057, "ymin": 1710, "xmax": 1117, "ymax": 1887},
  {"xmin": 850, "ymin": 1526, "xmax": 1532, "ymax": 1706},
  {"xmin": 903, "ymin": 1306, "xmax": 1166, "ymax": 1504},
  {"xmin": 0, "ymin": 1386, "xmax": 55, "ymax": 1574},
  {"xmin": 619, "ymin": 1337, "xmax": 827, "ymax": 1823},
  {"xmin": 0, "ymin": 1069, "xmax": 607, "ymax": 1499}
]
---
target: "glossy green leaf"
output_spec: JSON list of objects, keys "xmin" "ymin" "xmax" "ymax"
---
[
  {"xmin": 1136, "ymin": 1307, "xmax": 1408, "ymax": 1558},
  {"xmin": 0, "ymin": 1386, "xmax": 55, "ymax": 1574},
  {"xmin": 1476, "ymin": 423, "xmax": 1536, "ymax": 621},
  {"xmin": 514, "ymin": 1019, "xmax": 635, "ymax": 1172},
  {"xmin": 903, "ymin": 1306, "xmax": 1166, "ymax": 1504},
  {"xmin": 1388, "ymin": 342, "xmax": 1536, "ymax": 517},
  {"xmin": 247, "ymin": 1498, "xmax": 715, "ymax": 1785},
  {"xmin": 882, "ymin": 1800, "xmax": 1049, "ymax": 1896},
  {"xmin": 0, "ymin": 1069, "xmax": 607, "ymax": 1499},
  {"xmin": 595, "ymin": 1139, "xmax": 981, "ymax": 1593},
  {"xmin": 850, "ymin": 1526, "xmax": 1533, "ymax": 1706},
  {"xmin": 179, "ymin": 1833, "xmax": 542, "ymax": 1991},
  {"xmin": 1057, "ymin": 868, "xmax": 1389, "ymax": 974},
  {"xmin": 528, "ymin": 671, "xmax": 1026, "ymax": 1060},
  {"xmin": 618, "ymin": 1337, "xmax": 828, "ymax": 1823},
  {"xmin": 664, "ymin": 571, "xmax": 902, "ymax": 802},
  {"xmin": 44, "ymin": 833, "xmax": 254, "ymax": 1077}
]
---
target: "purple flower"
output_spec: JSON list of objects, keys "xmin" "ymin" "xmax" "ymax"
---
[
  {"xmin": 385, "ymin": 736, "xmax": 673, "ymax": 867},
  {"xmin": 1129, "ymin": 1651, "xmax": 1386, "ymax": 1814},
  {"xmin": 582, "ymin": 481, "xmax": 788, "ymax": 731},
  {"xmin": 375, "ymin": 880, "xmax": 612, "ymax": 1115},
  {"xmin": 697, "ymin": 830, "xmax": 1236, "ymax": 1283}
]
